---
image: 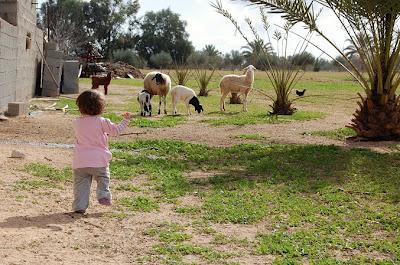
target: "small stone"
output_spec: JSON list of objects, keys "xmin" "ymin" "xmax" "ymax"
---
[
  {"xmin": 0, "ymin": 115, "xmax": 8, "ymax": 121},
  {"xmin": 11, "ymin": 150, "xmax": 26, "ymax": 159}
]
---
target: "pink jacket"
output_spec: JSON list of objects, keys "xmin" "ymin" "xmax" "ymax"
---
[{"xmin": 72, "ymin": 116, "xmax": 129, "ymax": 169}]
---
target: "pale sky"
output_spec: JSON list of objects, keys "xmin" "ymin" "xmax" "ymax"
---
[{"xmin": 37, "ymin": 0, "xmax": 348, "ymax": 59}]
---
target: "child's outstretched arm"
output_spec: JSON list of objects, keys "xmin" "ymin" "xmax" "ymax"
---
[{"xmin": 101, "ymin": 113, "xmax": 131, "ymax": 136}]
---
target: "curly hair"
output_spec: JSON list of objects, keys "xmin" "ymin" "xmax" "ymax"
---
[{"xmin": 76, "ymin": 90, "xmax": 105, "ymax": 116}]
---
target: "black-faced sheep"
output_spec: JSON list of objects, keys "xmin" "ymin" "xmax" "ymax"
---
[
  {"xmin": 143, "ymin": 72, "xmax": 171, "ymax": 115},
  {"xmin": 219, "ymin": 65, "xmax": 256, "ymax": 112},
  {"xmin": 171, "ymin": 85, "xmax": 203, "ymax": 115}
]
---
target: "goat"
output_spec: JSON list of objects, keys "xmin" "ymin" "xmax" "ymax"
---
[
  {"xmin": 91, "ymin": 72, "xmax": 112, "ymax": 95},
  {"xmin": 137, "ymin": 90, "xmax": 152, "ymax": 116}
]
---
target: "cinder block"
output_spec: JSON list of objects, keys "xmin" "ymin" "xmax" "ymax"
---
[{"xmin": 6, "ymin": 101, "xmax": 28, "ymax": 116}]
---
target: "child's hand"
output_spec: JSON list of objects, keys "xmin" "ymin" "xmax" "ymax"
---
[{"xmin": 123, "ymin": 112, "xmax": 132, "ymax": 120}]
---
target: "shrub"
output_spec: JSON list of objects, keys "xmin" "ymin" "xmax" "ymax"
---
[
  {"xmin": 194, "ymin": 67, "xmax": 216, "ymax": 96},
  {"xmin": 150, "ymin": 51, "xmax": 173, "ymax": 69},
  {"xmin": 112, "ymin": 49, "xmax": 146, "ymax": 68}
]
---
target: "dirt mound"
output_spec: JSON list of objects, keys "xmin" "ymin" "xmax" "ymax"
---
[{"xmin": 104, "ymin": 62, "xmax": 145, "ymax": 79}]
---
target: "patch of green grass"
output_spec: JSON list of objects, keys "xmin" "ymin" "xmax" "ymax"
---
[
  {"xmin": 24, "ymin": 163, "xmax": 72, "ymax": 181},
  {"xmin": 105, "ymin": 212, "xmax": 129, "ymax": 220},
  {"xmin": 111, "ymin": 151, "xmax": 192, "ymax": 199},
  {"xmin": 154, "ymin": 243, "xmax": 226, "ymax": 263},
  {"xmin": 102, "ymin": 112, "xmax": 123, "ymax": 123},
  {"xmin": 258, "ymin": 230, "xmax": 341, "ymax": 260},
  {"xmin": 118, "ymin": 196, "xmax": 159, "ymax": 212},
  {"xmin": 192, "ymin": 220, "xmax": 217, "ymax": 235},
  {"xmin": 102, "ymin": 112, "xmax": 187, "ymax": 128},
  {"xmin": 57, "ymin": 97, "xmax": 79, "ymax": 115},
  {"xmin": 212, "ymin": 234, "xmax": 249, "ymax": 247},
  {"xmin": 311, "ymin": 127, "xmax": 357, "ymax": 140},
  {"xmin": 204, "ymin": 110, "xmax": 325, "ymax": 126},
  {"xmin": 14, "ymin": 179, "xmax": 58, "ymax": 191},
  {"xmin": 129, "ymin": 115, "xmax": 187, "ymax": 128},
  {"xmin": 233, "ymin": 134, "xmax": 267, "ymax": 140},
  {"xmin": 146, "ymin": 223, "xmax": 192, "ymax": 243},
  {"xmin": 144, "ymin": 222, "xmax": 230, "ymax": 264},
  {"xmin": 174, "ymin": 206, "xmax": 201, "ymax": 215},
  {"xmin": 109, "ymin": 139, "xmax": 400, "ymax": 262},
  {"xmin": 115, "ymin": 183, "xmax": 140, "ymax": 193},
  {"xmin": 203, "ymin": 186, "xmax": 273, "ymax": 224},
  {"xmin": 80, "ymin": 78, "xmax": 144, "ymax": 87},
  {"xmin": 109, "ymin": 156, "xmax": 141, "ymax": 181},
  {"xmin": 258, "ymin": 230, "xmax": 399, "ymax": 264},
  {"xmin": 16, "ymin": 163, "xmax": 71, "ymax": 191}
]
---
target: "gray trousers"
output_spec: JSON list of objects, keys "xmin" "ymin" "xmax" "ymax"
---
[{"xmin": 72, "ymin": 167, "xmax": 111, "ymax": 212}]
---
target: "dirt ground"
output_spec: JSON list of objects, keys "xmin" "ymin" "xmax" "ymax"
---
[{"xmin": 0, "ymin": 84, "xmax": 398, "ymax": 265}]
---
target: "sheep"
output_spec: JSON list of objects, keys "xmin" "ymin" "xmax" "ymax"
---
[
  {"xmin": 171, "ymin": 85, "xmax": 204, "ymax": 115},
  {"xmin": 137, "ymin": 90, "xmax": 152, "ymax": 116},
  {"xmin": 91, "ymin": 72, "xmax": 112, "ymax": 95},
  {"xmin": 219, "ymin": 65, "xmax": 256, "ymax": 112},
  {"xmin": 143, "ymin": 72, "xmax": 171, "ymax": 115}
]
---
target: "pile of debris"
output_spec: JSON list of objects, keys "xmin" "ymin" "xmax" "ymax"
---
[{"xmin": 104, "ymin": 62, "xmax": 145, "ymax": 79}]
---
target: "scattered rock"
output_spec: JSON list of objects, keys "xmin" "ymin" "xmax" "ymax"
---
[
  {"xmin": 11, "ymin": 150, "xmax": 26, "ymax": 159},
  {"xmin": 28, "ymin": 111, "xmax": 43, "ymax": 117},
  {"xmin": 0, "ymin": 115, "xmax": 9, "ymax": 121}
]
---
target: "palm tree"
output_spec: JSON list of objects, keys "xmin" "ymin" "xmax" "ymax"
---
[
  {"xmin": 241, "ymin": 39, "xmax": 272, "ymax": 68},
  {"xmin": 230, "ymin": 50, "xmax": 244, "ymax": 69},
  {"xmin": 203, "ymin": 44, "xmax": 221, "ymax": 57},
  {"xmin": 241, "ymin": 0, "xmax": 400, "ymax": 140}
]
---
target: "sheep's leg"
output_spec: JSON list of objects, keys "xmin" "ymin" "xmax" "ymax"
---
[
  {"xmin": 148, "ymin": 102, "xmax": 152, "ymax": 116},
  {"xmin": 172, "ymin": 98, "xmax": 177, "ymax": 115},
  {"xmin": 140, "ymin": 103, "xmax": 144, "ymax": 116},
  {"xmin": 243, "ymin": 93, "xmax": 248, "ymax": 112},
  {"xmin": 104, "ymin": 85, "xmax": 108, "ymax": 95},
  {"xmin": 220, "ymin": 91, "xmax": 229, "ymax": 111},
  {"xmin": 185, "ymin": 103, "xmax": 191, "ymax": 115},
  {"xmin": 158, "ymin": 96, "xmax": 162, "ymax": 115},
  {"xmin": 163, "ymin": 96, "xmax": 167, "ymax": 115}
]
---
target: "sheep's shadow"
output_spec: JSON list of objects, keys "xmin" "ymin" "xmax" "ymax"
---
[
  {"xmin": 207, "ymin": 111, "xmax": 240, "ymax": 116},
  {"xmin": 0, "ymin": 212, "xmax": 104, "ymax": 231}
]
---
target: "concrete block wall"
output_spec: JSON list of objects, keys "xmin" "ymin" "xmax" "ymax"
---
[
  {"xmin": 15, "ymin": 0, "xmax": 43, "ymax": 101},
  {"xmin": 0, "ymin": 0, "xmax": 43, "ymax": 112},
  {"xmin": 0, "ymin": 0, "xmax": 18, "ymax": 26},
  {"xmin": 0, "ymin": 19, "xmax": 18, "ymax": 110}
]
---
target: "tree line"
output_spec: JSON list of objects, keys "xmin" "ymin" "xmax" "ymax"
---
[{"xmin": 37, "ymin": 0, "xmax": 356, "ymax": 71}]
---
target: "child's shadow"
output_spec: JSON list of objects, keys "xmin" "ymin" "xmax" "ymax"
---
[{"xmin": 0, "ymin": 212, "xmax": 104, "ymax": 231}]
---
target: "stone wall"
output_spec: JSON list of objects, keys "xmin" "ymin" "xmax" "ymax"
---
[{"xmin": 0, "ymin": 0, "xmax": 43, "ymax": 112}]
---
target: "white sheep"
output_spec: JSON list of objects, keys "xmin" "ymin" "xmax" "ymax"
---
[
  {"xmin": 219, "ymin": 65, "xmax": 256, "ymax": 112},
  {"xmin": 171, "ymin": 85, "xmax": 204, "ymax": 115},
  {"xmin": 143, "ymin": 71, "xmax": 171, "ymax": 115},
  {"xmin": 137, "ymin": 90, "xmax": 152, "ymax": 116}
]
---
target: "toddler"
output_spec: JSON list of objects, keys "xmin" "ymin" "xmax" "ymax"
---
[{"xmin": 72, "ymin": 90, "xmax": 131, "ymax": 213}]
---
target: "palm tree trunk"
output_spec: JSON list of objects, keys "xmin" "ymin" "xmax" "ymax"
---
[{"xmin": 348, "ymin": 93, "xmax": 400, "ymax": 140}]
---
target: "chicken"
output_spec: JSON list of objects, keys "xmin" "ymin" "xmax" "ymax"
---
[{"xmin": 296, "ymin": 89, "xmax": 306, "ymax": 97}]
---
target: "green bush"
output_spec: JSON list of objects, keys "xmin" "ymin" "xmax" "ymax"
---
[
  {"xmin": 150, "ymin": 51, "xmax": 173, "ymax": 69},
  {"xmin": 112, "ymin": 49, "xmax": 146, "ymax": 68}
]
